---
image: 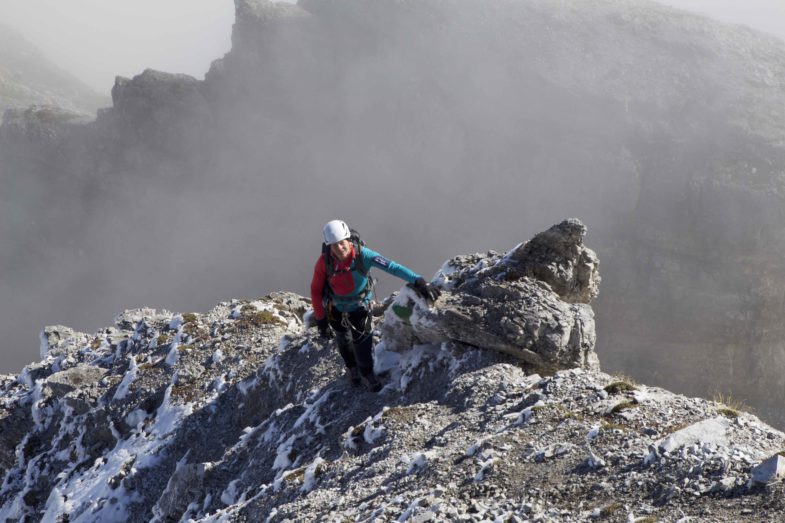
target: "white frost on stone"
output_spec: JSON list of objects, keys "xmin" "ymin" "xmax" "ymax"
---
[
  {"xmin": 364, "ymin": 421, "xmax": 385, "ymax": 444},
  {"xmin": 506, "ymin": 400, "xmax": 544, "ymax": 426},
  {"xmin": 30, "ymin": 379, "xmax": 46, "ymax": 428},
  {"xmin": 220, "ymin": 479, "xmax": 240, "ymax": 506},
  {"xmin": 431, "ymin": 259, "xmax": 460, "ymax": 288},
  {"xmin": 403, "ymin": 452, "xmax": 433, "ymax": 474},
  {"xmin": 273, "ymin": 435, "xmax": 296, "ymax": 471},
  {"xmin": 213, "ymin": 374, "xmax": 227, "ymax": 393},
  {"xmin": 212, "ymin": 349, "xmax": 224, "ymax": 364},
  {"xmin": 301, "ymin": 457, "xmax": 326, "ymax": 493},
  {"xmin": 165, "ymin": 346, "xmax": 179, "ymax": 367},
  {"xmin": 343, "ymin": 425, "xmax": 359, "ymax": 450},
  {"xmin": 125, "ymin": 408, "xmax": 147, "ymax": 429},
  {"xmin": 373, "ymin": 341, "xmax": 401, "ymax": 375},
  {"xmin": 168, "ymin": 314, "xmax": 184, "ymax": 331},
  {"xmin": 237, "ymin": 375, "xmax": 257, "ymax": 396},
  {"xmin": 293, "ymin": 391, "xmax": 331, "ymax": 434},
  {"xmin": 151, "ymin": 383, "xmax": 193, "ymax": 439},
  {"xmin": 113, "ymin": 356, "xmax": 138, "ymax": 401}
]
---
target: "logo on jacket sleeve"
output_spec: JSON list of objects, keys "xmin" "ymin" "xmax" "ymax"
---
[{"xmin": 373, "ymin": 256, "xmax": 390, "ymax": 268}]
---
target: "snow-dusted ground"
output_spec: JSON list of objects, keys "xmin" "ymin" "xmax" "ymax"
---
[{"xmin": 0, "ymin": 237, "xmax": 784, "ymax": 521}]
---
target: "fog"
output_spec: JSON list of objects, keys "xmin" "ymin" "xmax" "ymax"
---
[
  {"xmin": 661, "ymin": 0, "xmax": 785, "ymax": 41},
  {"xmin": 1, "ymin": 0, "xmax": 785, "ymax": 429},
  {"xmin": 0, "ymin": 0, "xmax": 782, "ymax": 96},
  {"xmin": 0, "ymin": 0, "xmax": 234, "ymax": 92}
]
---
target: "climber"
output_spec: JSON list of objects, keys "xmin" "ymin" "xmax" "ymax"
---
[{"xmin": 310, "ymin": 219, "xmax": 440, "ymax": 392}]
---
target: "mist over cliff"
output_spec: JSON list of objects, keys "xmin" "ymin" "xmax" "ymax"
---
[
  {"xmin": 0, "ymin": 24, "xmax": 107, "ymax": 117},
  {"xmin": 2, "ymin": 0, "xmax": 785, "ymax": 426}
]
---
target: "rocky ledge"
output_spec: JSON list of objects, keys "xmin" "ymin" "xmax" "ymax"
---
[{"xmin": 0, "ymin": 220, "xmax": 783, "ymax": 522}]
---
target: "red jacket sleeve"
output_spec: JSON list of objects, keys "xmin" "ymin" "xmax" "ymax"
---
[{"xmin": 310, "ymin": 254, "xmax": 328, "ymax": 320}]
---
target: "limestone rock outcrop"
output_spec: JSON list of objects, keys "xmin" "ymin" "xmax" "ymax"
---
[{"xmin": 383, "ymin": 219, "xmax": 599, "ymax": 373}]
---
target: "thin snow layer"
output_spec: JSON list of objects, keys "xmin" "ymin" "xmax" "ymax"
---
[
  {"xmin": 31, "ymin": 382, "xmax": 194, "ymax": 522},
  {"xmin": 237, "ymin": 375, "xmax": 258, "ymax": 396},
  {"xmin": 220, "ymin": 479, "xmax": 241, "ymax": 506},
  {"xmin": 166, "ymin": 344, "xmax": 180, "ymax": 367},
  {"xmin": 403, "ymin": 451, "xmax": 434, "ymax": 474},
  {"xmin": 125, "ymin": 408, "xmax": 147, "ymax": 429},
  {"xmin": 293, "ymin": 390, "xmax": 331, "ymax": 434},
  {"xmin": 301, "ymin": 457, "xmax": 326, "ymax": 493},
  {"xmin": 153, "ymin": 383, "xmax": 194, "ymax": 439},
  {"xmin": 474, "ymin": 449, "xmax": 498, "ymax": 481},
  {"xmin": 213, "ymin": 374, "xmax": 227, "ymax": 393},
  {"xmin": 168, "ymin": 314, "xmax": 184, "ymax": 331},
  {"xmin": 30, "ymin": 379, "xmax": 46, "ymax": 428},
  {"xmin": 431, "ymin": 259, "xmax": 460, "ymax": 288},
  {"xmin": 0, "ymin": 294, "xmax": 310, "ymax": 522},
  {"xmin": 373, "ymin": 341, "xmax": 400, "ymax": 374},
  {"xmin": 113, "ymin": 355, "xmax": 138, "ymax": 401},
  {"xmin": 394, "ymin": 342, "xmax": 461, "ymax": 391}
]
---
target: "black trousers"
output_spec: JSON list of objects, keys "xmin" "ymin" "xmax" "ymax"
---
[{"xmin": 328, "ymin": 307, "xmax": 374, "ymax": 374}]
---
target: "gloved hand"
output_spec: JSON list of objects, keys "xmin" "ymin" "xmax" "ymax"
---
[
  {"xmin": 412, "ymin": 277, "xmax": 441, "ymax": 303},
  {"xmin": 316, "ymin": 317, "xmax": 333, "ymax": 339}
]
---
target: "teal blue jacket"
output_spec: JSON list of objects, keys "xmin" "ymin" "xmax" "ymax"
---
[{"xmin": 310, "ymin": 245, "xmax": 420, "ymax": 318}]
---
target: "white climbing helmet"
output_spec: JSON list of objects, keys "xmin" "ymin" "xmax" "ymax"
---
[{"xmin": 322, "ymin": 219, "xmax": 351, "ymax": 245}]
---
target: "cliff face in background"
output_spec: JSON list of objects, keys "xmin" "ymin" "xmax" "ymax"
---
[
  {"xmin": 0, "ymin": 25, "xmax": 107, "ymax": 118},
  {"xmin": 1, "ymin": 221, "xmax": 784, "ymax": 522},
  {"xmin": 1, "ymin": 0, "xmax": 785, "ymax": 429}
]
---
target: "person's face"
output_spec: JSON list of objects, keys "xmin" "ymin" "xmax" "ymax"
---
[{"xmin": 330, "ymin": 239, "xmax": 353, "ymax": 262}]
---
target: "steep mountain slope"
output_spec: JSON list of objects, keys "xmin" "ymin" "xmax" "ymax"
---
[
  {"xmin": 1, "ymin": 221, "xmax": 784, "ymax": 522},
  {"xmin": 1, "ymin": 0, "xmax": 785, "ymax": 428},
  {"xmin": 0, "ymin": 24, "xmax": 107, "ymax": 118}
]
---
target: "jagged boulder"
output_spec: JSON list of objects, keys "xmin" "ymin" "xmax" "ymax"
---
[
  {"xmin": 152, "ymin": 461, "xmax": 213, "ymax": 520},
  {"xmin": 46, "ymin": 365, "xmax": 107, "ymax": 397},
  {"xmin": 382, "ymin": 219, "xmax": 600, "ymax": 373},
  {"xmin": 487, "ymin": 218, "xmax": 600, "ymax": 304}
]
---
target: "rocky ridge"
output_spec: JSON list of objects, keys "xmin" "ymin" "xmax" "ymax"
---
[
  {"xmin": 0, "ymin": 221, "xmax": 783, "ymax": 522},
  {"xmin": 2, "ymin": 0, "xmax": 785, "ymax": 426}
]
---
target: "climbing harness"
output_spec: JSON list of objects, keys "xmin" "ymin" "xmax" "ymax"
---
[{"xmin": 339, "ymin": 309, "xmax": 373, "ymax": 341}]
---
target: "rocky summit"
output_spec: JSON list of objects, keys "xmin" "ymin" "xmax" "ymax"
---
[{"xmin": 0, "ymin": 220, "xmax": 783, "ymax": 522}]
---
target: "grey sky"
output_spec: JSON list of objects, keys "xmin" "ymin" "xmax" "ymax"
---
[{"xmin": 0, "ymin": 0, "xmax": 783, "ymax": 95}]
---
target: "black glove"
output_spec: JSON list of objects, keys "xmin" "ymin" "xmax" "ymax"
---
[
  {"xmin": 316, "ymin": 317, "xmax": 333, "ymax": 339},
  {"xmin": 412, "ymin": 277, "xmax": 441, "ymax": 303}
]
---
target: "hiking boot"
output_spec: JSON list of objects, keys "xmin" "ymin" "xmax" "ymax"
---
[
  {"xmin": 346, "ymin": 367, "xmax": 361, "ymax": 387},
  {"xmin": 361, "ymin": 373, "xmax": 383, "ymax": 393}
]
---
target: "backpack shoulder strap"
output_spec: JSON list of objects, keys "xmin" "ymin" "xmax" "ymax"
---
[
  {"xmin": 322, "ymin": 244, "xmax": 334, "ymax": 279},
  {"xmin": 353, "ymin": 241, "xmax": 368, "ymax": 276}
]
